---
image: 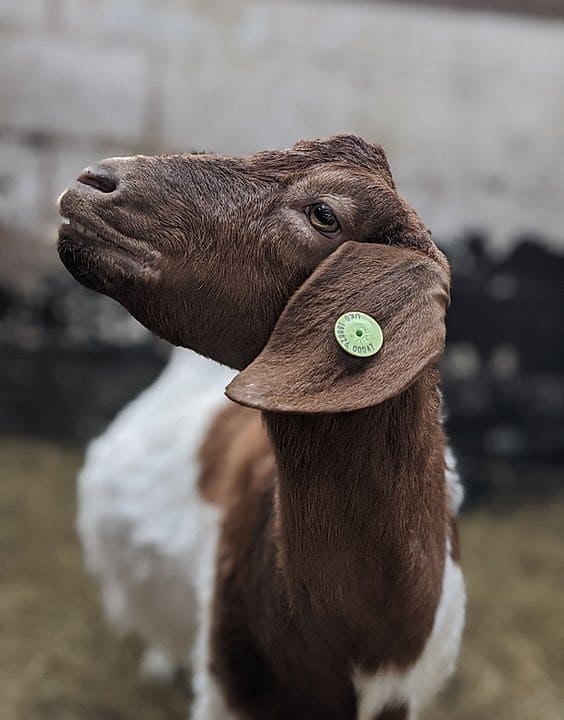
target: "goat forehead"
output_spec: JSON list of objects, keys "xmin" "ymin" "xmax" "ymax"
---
[
  {"xmin": 246, "ymin": 135, "xmax": 391, "ymax": 178},
  {"xmin": 131, "ymin": 162, "xmax": 370, "ymax": 210},
  {"xmin": 113, "ymin": 137, "xmax": 397, "ymax": 217},
  {"xmin": 131, "ymin": 136, "xmax": 389, "ymax": 188}
]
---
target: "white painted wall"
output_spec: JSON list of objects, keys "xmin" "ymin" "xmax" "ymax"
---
[{"xmin": 1, "ymin": 0, "xmax": 563, "ymax": 273}]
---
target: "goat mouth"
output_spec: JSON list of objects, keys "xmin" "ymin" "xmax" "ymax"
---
[{"xmin": 57, "ymin": 215, "xmax": 161, "ymax": 287}]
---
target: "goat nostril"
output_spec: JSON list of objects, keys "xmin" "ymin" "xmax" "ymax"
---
[{"xmin": 77, "ymin": 166, "xmax": 118, "ymax": 193}]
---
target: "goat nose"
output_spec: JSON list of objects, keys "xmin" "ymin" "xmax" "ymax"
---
[{"xmin": 76, "ymin": 165, "xmax": 118, "ymax": 193}]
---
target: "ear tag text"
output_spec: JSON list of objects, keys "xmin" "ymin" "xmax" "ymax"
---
[{"xmin": 334, "ymin": 312, "xmax": 383, "ymax": 358}]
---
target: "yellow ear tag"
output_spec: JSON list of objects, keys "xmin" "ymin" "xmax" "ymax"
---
[{"xmin": 334, "ymin": 311, "xmax": 383, "ymax": 357}]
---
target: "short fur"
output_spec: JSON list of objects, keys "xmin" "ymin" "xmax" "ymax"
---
[{"xmin": 59, "ymin": 135, "xmax": 465, "ymax": 719}]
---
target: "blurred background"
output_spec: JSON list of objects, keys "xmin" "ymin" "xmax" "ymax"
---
[{"xmin": 1, "ymin": 1, "xmax": 563, "ymax": 719}]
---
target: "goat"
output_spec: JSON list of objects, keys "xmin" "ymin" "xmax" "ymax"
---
[{"xmin": 58, "ymin": 135, "xmax": 465, "ymax": 720}]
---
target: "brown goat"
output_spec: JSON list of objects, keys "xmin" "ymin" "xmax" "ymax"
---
[{"xmin": 58, "ymin": 135, "xmax": 465, "ymax": 720}]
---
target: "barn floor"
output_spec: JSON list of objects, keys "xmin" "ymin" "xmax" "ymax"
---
[{"xmin": 1, "ymin": 437, "xmax": 563, "ymax": 720}]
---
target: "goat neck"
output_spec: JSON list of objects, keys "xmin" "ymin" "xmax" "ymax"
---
[{"xmin": 263, "ymin": 367, "xmax": 447, "ymax": 665}]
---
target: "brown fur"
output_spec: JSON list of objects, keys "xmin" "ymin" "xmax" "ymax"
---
[
  {"xmin": 57, "ymin": 135, "xmax": 460, "ymax": 719},
  {"xmin": 198, "ymin": 404, "xmax": 273, "ymax": 506},
  {"xmin": 199, "ymin": 372, "xmax": 447, "ymax": 720}
]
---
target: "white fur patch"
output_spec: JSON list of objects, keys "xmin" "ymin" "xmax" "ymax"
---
[
  {"xmin": 445, "ymin": 445, "xmax": 464, "ymax": 515},
  {"xmin": 189, "ymin": 494, "xmax": 239, "ymax": 719},
  {"xmin": 77, "ymin": 348, "xmax": 235, "ymax": 672},
  {"xmin": 353, "ymin": 552, "xmax": 465, "ymax": 719}
]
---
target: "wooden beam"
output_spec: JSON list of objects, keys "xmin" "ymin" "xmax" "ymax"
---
[{"xmin": 386, "ymin": 0, "xmax": 564, "ymax": 20}]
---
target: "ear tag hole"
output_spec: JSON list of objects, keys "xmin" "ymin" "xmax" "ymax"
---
[{"xmin": 334, "ymin": 311, "xmax": 383, "ymax": 358}]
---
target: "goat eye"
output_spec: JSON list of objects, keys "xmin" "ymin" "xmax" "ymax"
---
[{"xmin": 307, "ymin": 203, "xmax": 340, "ymax": 234}]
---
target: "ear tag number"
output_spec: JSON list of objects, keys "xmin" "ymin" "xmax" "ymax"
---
[{"xmin": 334, "ymin": 312, "xmax": 383, "ymax": 358}]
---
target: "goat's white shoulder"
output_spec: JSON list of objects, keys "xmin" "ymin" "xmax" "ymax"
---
[{"xmin": 77, "ymin": 347, "xmax": 235, "ymax": 674}]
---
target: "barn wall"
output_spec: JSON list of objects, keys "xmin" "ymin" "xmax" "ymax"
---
[
  {"xmin": 1, "ymin": 1, "xmax": 563, "ymax": 482},
  {"xmin": 1, "ymin": 0, "xmax": 563, "ymax": 269}
]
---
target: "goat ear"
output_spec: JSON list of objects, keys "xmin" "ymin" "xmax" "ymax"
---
[{"xmin": 225, "ymin": 241, "xmax": 450, "ymax": 413}]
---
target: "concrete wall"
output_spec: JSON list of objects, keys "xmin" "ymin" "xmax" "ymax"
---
[{"xmin": 1, "ymin": 0, "xmax": 564, "ymax": 285}]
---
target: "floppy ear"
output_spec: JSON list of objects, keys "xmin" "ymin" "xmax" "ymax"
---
[{"xmin": 225, "ymin": 241, "xmax": 450, "ymax": 413}]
